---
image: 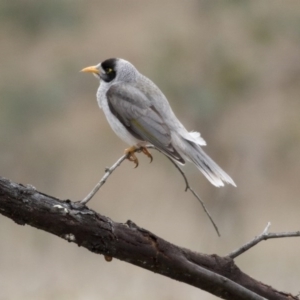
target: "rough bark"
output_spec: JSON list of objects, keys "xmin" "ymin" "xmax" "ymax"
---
[{"xmin": 0, "ymin": 176, "xmax": 297, "ymax": 300}]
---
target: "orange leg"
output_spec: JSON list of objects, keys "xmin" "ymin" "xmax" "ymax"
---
[
  {"xmin": 124, "ymin": 146, "xmax": 153, "ymax": 168},
  {"xmin": 124, "ymin": 146, "xmax": 139, "ymax": 168}
]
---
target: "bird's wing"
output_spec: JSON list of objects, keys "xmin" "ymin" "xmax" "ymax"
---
[{"xmin": 106, "ymin": 83, "xmax": 185, "ymax": 163}]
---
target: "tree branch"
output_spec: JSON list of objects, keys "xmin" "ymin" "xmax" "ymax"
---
[
  {"xmin": 161, "ymin": 152, "xmax": 221, "ymax": 236},
  {"xmin": 80, "ymin": 154, "xmax": 128, "ymax": 204},
  {"xmin": 227, "ymin": 222, "xmax": 300, "ymax": 259},
  {"xmin": 80, "ymin": 146, "xmax": 220, "ymax": 236},
  {"xmin": 0, "ymin": 176, "xmax": 298, "ymax": 300}
]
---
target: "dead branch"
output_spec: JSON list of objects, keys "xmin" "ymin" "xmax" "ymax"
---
[
  {"xmin": 227, "ymin": 222, "xmax": 300, "ymax": 259},
  {"xmin": 80, "ymin": 146, "xmax": 220, "ymax": 236},
  {"xmin": 0, "ymin": 176, "xmax": 298, "ymax": 300}
]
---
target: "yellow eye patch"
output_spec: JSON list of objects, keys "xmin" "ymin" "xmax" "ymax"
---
[{"xmin": 106, "ymin": 68, "xmax": 113, "ymax": 74}]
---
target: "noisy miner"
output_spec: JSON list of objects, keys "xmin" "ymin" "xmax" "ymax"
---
[{"xmin": 81, "ymin": 58, "xmax": 235, "ymax": 187}]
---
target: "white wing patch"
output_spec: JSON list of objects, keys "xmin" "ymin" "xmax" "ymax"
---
[{"xmin": 188, "ymin": 131, "xmax": 206, "ymax": 146}]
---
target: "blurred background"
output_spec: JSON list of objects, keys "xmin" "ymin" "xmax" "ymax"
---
[{"xmin": 0, "ymin": 1, "xmax": 300, "ymax": 299}]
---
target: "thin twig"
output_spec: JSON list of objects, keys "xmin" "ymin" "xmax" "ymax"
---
[
  {"xmin": 80, "ymin": 145, "xmax": 220, "ymax": 236},
  {"xmin": 262, "ymin": 222, "xmax": 271, "ymax": 235},
  {"xmin": 153, "ymin": 148, "xmax": 220, "ymax": 236},
  {"xmin": 227, "ymin": 222, "xmax": 300, "ymax": 259},
  {"xmin": 80, "ymin": 154, "xmax": 128, "ymax": 205}
]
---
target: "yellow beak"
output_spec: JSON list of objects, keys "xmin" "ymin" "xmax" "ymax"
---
[{"xmin": 80, "ymin": 66, "xmax": 100, "ymax": 74}]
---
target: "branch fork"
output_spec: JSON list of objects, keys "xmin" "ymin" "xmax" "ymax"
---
[
  {"xmin": 0, "ymin": 177, "xmax": 299, "ymax": 300},
  {"xmin": 80, "ymin": 145, "xmax": 221, "ymax": 236}
]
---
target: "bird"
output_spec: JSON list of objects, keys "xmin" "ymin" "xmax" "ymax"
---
[{"xmin": 81, "ymin": 58, "xmax": 236, "ymax": 187}]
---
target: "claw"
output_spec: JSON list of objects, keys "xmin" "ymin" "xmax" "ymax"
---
[
  {"xmin": 141, "ymin": 147, "xmax": 153, "ymax": 163},
  {"xmin": 124, "ymin": 146, "xmax": 153, "ymax": 167},
  {"xmin": 125, "ymin": 146, "xmax": 139, "ymax": 168}
]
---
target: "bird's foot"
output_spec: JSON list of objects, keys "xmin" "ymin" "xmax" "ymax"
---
[
  {"xmin": 125, "ymin": 146, "xmax": 139, "ymax": 168},
  {"xmin": 141, "ymin": 147, "xmax": 153, "ymax": 163},
  {"xmin": 125, "ymin": 146, "xmax": 153, "ymax": 167}
]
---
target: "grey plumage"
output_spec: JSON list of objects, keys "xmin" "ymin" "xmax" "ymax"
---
[
  {"xmin": 106, "ymin": 83, "xmax": 185, "ymax": 163},
  {"xmin": 82, "ymin": 58, "xmax": 236, "ymax": 187}
]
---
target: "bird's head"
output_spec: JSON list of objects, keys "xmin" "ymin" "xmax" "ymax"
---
[{"xmin": 81, "ymin": 58, "xmax": 137, "ymax": 83}]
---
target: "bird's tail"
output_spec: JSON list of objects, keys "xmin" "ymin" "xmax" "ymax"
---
[{"xmin": 174, "ymin": 134, "xmax": 236, "ymax": 187}]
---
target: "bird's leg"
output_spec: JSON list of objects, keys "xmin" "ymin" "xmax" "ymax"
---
[
  {"xmin": 141, "ymin": 146, "xmax": 153, "ymax": 163},
  {"xmin": 124, "ymin": 146, "xmax": 139, "ymax": 168},
  {"xmin": 124, "ymin": 146, "xmax": 153, "ymax": 167}
]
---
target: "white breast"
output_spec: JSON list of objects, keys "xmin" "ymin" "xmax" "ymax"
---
[{"xmin": 96, "ymin": 83, "xmax": 142, "ymax": 146}]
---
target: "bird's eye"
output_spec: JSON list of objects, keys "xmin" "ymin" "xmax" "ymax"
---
[{"xmin": 106, "ymin": 68, "xmax": 113, "ymax": 74}]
